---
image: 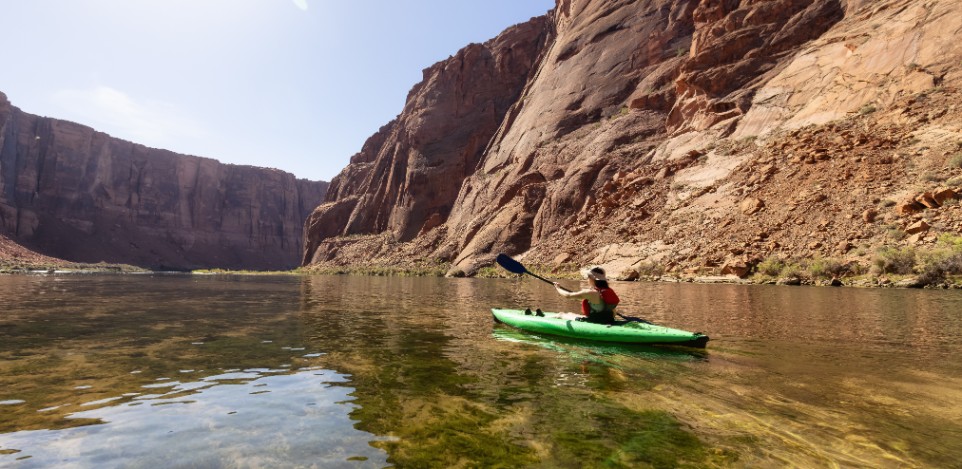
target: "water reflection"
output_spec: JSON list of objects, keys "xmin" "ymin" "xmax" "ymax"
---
[
  {"xmin": 0, "ymin": 275, "xmax": 390, "ymax": 467},
  {"xmin": 0, "ymin": 368, "xmax": 388, "ymax": 468},
  {"xmin": 490, "ymin": 327, "xmax": 709, "ymax": 363},
  {"xmin": 2, "ymin": 275, "xmax": 962, "ymax": 467}
]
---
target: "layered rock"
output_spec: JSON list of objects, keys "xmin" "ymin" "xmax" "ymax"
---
[
  {"xmin": 0, "ymin": 91, "xmax": 327, "ymax": 270},
  {"xmin": 303, "ymin": 16, "xmax": 551, "ymax": 265},
  {"xmin": 303, "ymin": 0, "xmax": 962, "ymax": 278}
]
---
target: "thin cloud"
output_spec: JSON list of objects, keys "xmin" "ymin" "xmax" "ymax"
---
[
  {"xmin": 49, "ymin": 86, "xmax": 206, "ymax": 147},
  {"xmin": 292, "ymin": 0, "xmax": 308, "ymax": 11}
]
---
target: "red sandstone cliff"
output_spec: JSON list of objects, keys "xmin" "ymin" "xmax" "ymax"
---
[
  {"xmin": 305, "ymin": 0, "xmax": 962, "ymax": 278},
  {"xmin": 303, "ymin": 16, "xmax": 551, "ymax": 265},
  {"xmin": 0, "ymin": 91, "xmax": 327, "ymax": 270}
]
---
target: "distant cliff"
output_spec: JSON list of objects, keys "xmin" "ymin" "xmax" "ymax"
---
[
  {"xmin": 0, "ymin": 91, "xmax": 327, "ymax": 270},
  {"xmin": 304, "ymin": 0, "xmax": 962, "ymax": 279}
]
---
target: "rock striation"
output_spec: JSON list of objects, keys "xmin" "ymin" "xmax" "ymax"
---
[
  {"xmin": 304, "ymin": 0, "xmax": 962, "ymax": 278},
  {"xmin": 0, "ymin": 91, "xmax": 327, "ymax": 270},
  {"xmin": 304, "ymin": 15, "xmax": 551, "ymax": 265}
]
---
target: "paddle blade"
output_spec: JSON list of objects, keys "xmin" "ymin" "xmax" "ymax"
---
[{"xmin": 495, "ymin": 253, "xmax": 527, "ymax": 274}]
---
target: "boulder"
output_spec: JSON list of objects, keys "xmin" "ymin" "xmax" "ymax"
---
[
  {"xmin": 905, "ymin": 220, "xmax": 930, "ymax": 234},
  {"xmin": 777, "ymin": 277, "xmax": 802, "ymax": 286},
  {"xmin": 933, "ymin": 188, "xmax": 958, "ymax": 205},
  {"xmin": 894, "ymin": 277, "xmax": 924, "ymax": 288},
  {"xmin": 906, "ymin": 232, "xmax": 925, "ymax": 244},
  {"xmin": 862, "ymin": 208, "xmax": 878, "ymax": 223},
  {"xmin": 740, "ymin": 197, "xmax": 765, "ymax": 215},
  {"xmin": 915, "ymin": 192, "xmax": 940, "ymax": 209},
  {"xmin": 720, "ymin": 259, "xmax": 753, "ymax": 278},
  {"xmin": 619, "ymin": 269, "xmax": 640, "ymax": 281},
  {"xmin": 897, "ymin": 200, "xmax": 925, "ymax": 216}
]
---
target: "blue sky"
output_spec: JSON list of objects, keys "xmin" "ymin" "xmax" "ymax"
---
[{"xmin": 2, "ymin": 0, "xmax": 553, "ymax": 181}]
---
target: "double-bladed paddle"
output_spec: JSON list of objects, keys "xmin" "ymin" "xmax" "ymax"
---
[
  {"xmin": 494, "ymin": 253, "xmax": 650, "ymax": 323},
  {"xmin": 495, "ymin": 253, "xmax": 570, "ymax": 292}
]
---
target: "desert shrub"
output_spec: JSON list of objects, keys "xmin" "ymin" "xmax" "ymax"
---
[
  {"xmin": 846, "ymin": 262, "xmax": 870, "ymax": 276},
  {"xmin": 780, "ymin": 263, "xmax": 805, "ymax": 280},
  {"xmin": 873, "ymin": 246, "xmax": 917, "ymax": 275},
  {"xmin": 885, "ymin": 225, "xmax": 907, "ymax": 241},
  {"xmin": 756, "ymin": 257, "xmax": 785, "ymax": 277},
  {"xmin": 808, "ymin": 257, "xmax": 847, "ymax": 279},
  {"xmin": 949, "ymin": 153, "xmax": 962, "ymax": 169},
  {"xmin": 917, "ymin": 249, "xmax": 962, "ymax": 285},
  {"xmin": 939, "ymin": 233, "xmax": 962, "ymax": 250},
  {"xmin": 911, "ymin": 235, "xmax": 962, "ymax": 285}
]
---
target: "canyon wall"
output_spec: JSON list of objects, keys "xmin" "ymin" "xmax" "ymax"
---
[
  {"xmin": 0, "ymin": 92, "xmax": 327, "ymax": 270},
  {"xmin": 305, "ymin": 0, "xmax": 962, "ymax": 278},
  {"xmin": 304, "ymin": 15, "xmax": 551, "ymax": 265}
]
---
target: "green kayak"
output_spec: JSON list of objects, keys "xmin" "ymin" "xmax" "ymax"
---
[{"xmin": 491, "ymin": 309, "xmax": 709, "ymax": 348}]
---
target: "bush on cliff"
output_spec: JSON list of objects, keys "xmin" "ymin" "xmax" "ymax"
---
[
  {"xmin": 756, "ymin": 257, "xmax": 785, "ymax": 277},
  {"xmin": 808, "ymin": 257, "xmax": 848, "ymax": 279},
  {"xmin": 916, "ymin": 235, "xmax": 962, "ymax": 285},
  {"xmin": 873, "ymin": 247, "xmax": 917, "ymax": 275}
]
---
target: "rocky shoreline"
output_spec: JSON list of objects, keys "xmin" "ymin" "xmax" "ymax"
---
[
  {"xmin": 0, "ymin": 261, "xmax": 149, "ymax": 275},
  {"xmin": 302, "ymin": 259, "xmax": 962, "ymax": 290},
  {"xmin": 6, "ymin": 257, "xmax": 959, "ymax": 290}
]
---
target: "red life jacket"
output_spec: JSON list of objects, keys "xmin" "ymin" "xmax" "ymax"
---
[{"xmin": 580, "ymin": 287, "xmax": 620, "ymax": 315}]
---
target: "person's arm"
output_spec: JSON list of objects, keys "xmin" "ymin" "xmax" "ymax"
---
[{"xmin": 553, "ymin": 283, "xmax": 595, "ymax": 299}]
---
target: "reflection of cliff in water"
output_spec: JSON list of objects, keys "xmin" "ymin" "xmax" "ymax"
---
[
  {"xmin": 0, "ymin": 274, "xmax": 317, "ymax": 433},
  {"xmin": 296, "ymin": 275, "xmax": 720, "ymax": 468},
  {"xmin": 629, "ymin": 283, "xmax": 962, "ymax": 350}
]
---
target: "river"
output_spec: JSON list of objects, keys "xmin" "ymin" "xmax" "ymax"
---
[{"xmin": 1, "ymin": 274, "xmax": 960, "ymax": 467}]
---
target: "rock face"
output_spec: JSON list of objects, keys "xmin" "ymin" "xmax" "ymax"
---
[
  {"xmin": 0, "ymin": 92, "xmax": 327, "ymax": 270},
  {"xmin": 303, "ymin": 0, "xmax": 962, "ymax": 278},
  {"xmin": 303, "ymin": 16, "xmax": 551, "ymax": 264}
]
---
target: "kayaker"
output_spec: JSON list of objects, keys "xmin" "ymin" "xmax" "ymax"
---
[{"xmin": 553, "ymin": 266, "xmax": 619, "ymax": 324}]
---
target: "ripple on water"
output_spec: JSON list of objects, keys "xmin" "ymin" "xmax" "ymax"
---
[
  {"xmin": 81, "ymin": 397, "xmax": 124, "ymax": 407},
  {"xmin": 142, "ymin": 381, "xmax": 180, "ymax": 389}
]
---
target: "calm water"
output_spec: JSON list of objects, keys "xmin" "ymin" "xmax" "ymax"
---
[{"xmin": 1, "ymin": 275, "xmax": 961, "ymax": 468}]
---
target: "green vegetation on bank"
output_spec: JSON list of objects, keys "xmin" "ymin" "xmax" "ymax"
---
[
  {"xmin": 746, "ymin": 234, "xmax": 962, "ymax": 287},
  {"xmin": 191, "ymin": 268, "xmax": 301, "ymax": 276},
  {"xmin": 300, "ymin": 264, "xmax": 449, "ymax": 277},
  {"xmin": 0, "ymin": 261, "xmax": 147, "ymax": 275}
]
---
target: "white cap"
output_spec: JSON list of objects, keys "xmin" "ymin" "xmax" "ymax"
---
[{"xmin": 584, "ymin": 266, "xmax": 607, "ymax": 281}]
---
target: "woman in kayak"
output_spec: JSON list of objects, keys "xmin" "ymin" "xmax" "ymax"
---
[{"xmin": 553, "ymin": 266, "xmax": 619, "ymax": 324}]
